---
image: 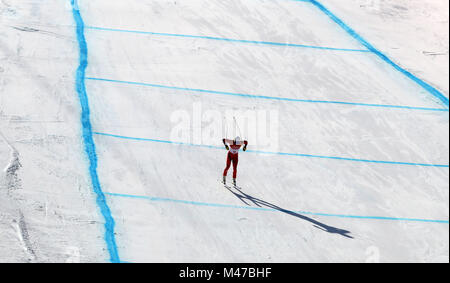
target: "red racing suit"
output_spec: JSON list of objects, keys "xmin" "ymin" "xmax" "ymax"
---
[{"xmin": 222, "ymin": 139, "xmax": 248, "ymax": 179}]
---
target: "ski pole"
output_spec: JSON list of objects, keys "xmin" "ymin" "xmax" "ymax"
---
[{"xmin": 233, "ymin": 116, "xmax": 243, "ymax": 138}]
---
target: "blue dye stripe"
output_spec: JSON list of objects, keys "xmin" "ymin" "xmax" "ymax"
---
[
  {"xmin": 93, "ymin": 132, "xmax": 449, "ymax": 168},
  {"xmin": 70, "ymin": 0, "xmax": 120, "ymax": 263},
  {"xmin": 86, "ymin": 26, "xmax": 370, "ymax": 53},
  {"xmin": 308, "ymin": 0, "xmax": 449, "ymax": 108},
  {"xmin": 105, "ymin": 192, "xmax": 449, "ymax": 224},
  {"xmin": 86, "ymin": 77, "xmax": 448, "ymax": 112}
]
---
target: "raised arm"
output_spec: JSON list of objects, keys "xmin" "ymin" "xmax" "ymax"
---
[
  {"xmin": 243, "ymin": 140, "xmax": 248, "ymax": 151},
  {"xmin": 222, "ymin": 138, "xmax": 230, "ymax": 150}
]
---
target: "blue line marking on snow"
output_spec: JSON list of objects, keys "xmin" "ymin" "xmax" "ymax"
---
[
  {"xmin": 105, "ymin": 192, "xmax": 449, "ymax": 224},
  {"xmin": 93, "ymin": 132, "xmax": 449, "ymax": 168},
  {"xmin": 86, "ymin": 77, "xmax": 448, "ymax": 112},
  {"xmin": 86, "ymin": 26, "xmax": 370, "ymax": 53},
  {"xmin": 70, "ymin": 0, "xmax": 120, "ymax": 263},
  {"xmin": 307, "ymin": 0, "xmax": 449, "ymax": 108}
]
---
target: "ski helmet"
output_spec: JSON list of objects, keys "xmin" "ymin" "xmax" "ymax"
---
[{"xmin": 234, "ymin": 136, "xmax": 241, "ymax": 144}]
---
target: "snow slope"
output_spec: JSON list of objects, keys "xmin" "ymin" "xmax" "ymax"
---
[
  {"xmin": 322, "ymin": 0, "xmax": 449, "ymax": 99},
  {"xmin": 0, "ymin": 0, "xmax": 109, "ymax": 262},
  {"xmin": 0, "ymin": 0, "xmax": 448, "ymax": 262}
]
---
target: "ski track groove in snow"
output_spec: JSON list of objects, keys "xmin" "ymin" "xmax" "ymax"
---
[
  {"xmin": 0, "ymin": 130, "xmax": 22, "ymax": 194},
  {"xmin": 11, "ymin": 211, "xmax": 37, "ymax": 262}
]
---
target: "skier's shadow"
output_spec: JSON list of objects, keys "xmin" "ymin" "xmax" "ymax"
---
[{"xmin": 224, "ymin": 185, "xmax": 353, "ymax": 239}]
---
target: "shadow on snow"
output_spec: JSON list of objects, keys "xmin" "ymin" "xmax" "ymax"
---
[{"xmin": 224, "ymin": 185, "xmax": 353, "ymax": 239}]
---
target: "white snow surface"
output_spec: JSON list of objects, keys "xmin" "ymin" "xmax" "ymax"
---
[{"xmin": 0, "ymin": 0, "xmax": 448, "ymax": 263}]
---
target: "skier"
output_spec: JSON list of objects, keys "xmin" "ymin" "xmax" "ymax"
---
[{"xmin": 222, "ymin": 137, "xmax": 248, "ymax": 186}]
